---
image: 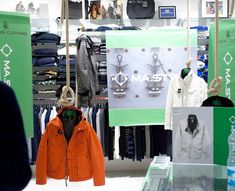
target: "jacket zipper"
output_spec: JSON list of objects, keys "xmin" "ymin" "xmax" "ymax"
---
[{"xmin": 64, "ymin": 134, "xmax": 69, "ymax": 181}]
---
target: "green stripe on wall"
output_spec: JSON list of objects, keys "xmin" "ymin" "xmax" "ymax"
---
[
  {"xmin": 109, "ymin": 108, "xmax": 165, "ymax": 126},
  {"xmin": 106, "ymin": 30, "xmax": 197, "ymax": 48},
  {"xmin": 213, "ymin": 108, "xmax": 235, "ymax": 166}
]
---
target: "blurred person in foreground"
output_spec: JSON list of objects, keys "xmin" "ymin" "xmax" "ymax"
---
[{"xmin": 0, "ymin": 81, "xmax": 32, "ymax": 190}]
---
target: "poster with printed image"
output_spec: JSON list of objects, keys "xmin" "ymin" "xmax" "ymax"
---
[
  {"xmin": 88, "ymin": 0, "xmax": 123, "ymax": 19},
  {"xmin": 172, "ymin": 107, "xmax": 213, "ymax": 164},
  {"xmin": 106, "ymin": 30, "xmax": 197, "ymax": 126}
]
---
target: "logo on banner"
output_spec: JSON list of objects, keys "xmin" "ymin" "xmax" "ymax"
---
[
  {"xmin": 223, "ymin": 52, "xmax": 233, "ymax": 99},
  {"xmin": 0, "ymin": 43, "xmax": 13, "ymax": 85},
  {"xmin": 0, "ymin": 20, "xmax": 27, "ymax": 36},
  {"xmin": 229, "ymin": 116, "xmax": 235, "ymax": 124},
  {"xmin": 226, "ymin": 30, "xmax": 231, "ymax": 39},
  {"xmin": 3, "ymin": 21, "xmax": 8, "ymax": 30},
  {"xmin": 220, "ymin": 29, "xmax": 235, "ymax": 43},
  {"xmin": 0, "ymin": 44, "xmax": 13, "ymax": 57}
]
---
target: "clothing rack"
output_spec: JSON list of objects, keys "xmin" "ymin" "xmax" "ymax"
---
[{"xmin": 33, "ymin": 98, "xmax": 58, "ymax": 106}]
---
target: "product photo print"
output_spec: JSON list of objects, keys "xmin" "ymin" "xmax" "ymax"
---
[{"xmin": 172, "ymin": 107, "xmax": 213, "ymax": 164}]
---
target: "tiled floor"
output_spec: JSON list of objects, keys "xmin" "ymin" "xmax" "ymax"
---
[{"xmin": 23, "ymin": 170, "xmax": 146, "ymax": 191}]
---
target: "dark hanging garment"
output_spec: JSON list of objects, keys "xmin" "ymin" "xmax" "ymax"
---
[
  {"xmin": 104, "ymin": 106, "xmax": 114, "ymax": 160},
  {"xmin": 44, "ymin": 106, "xmax": 52, "ymax": 127},
  {"xmin": 135, "ymin": 126, "xmax": 146, "ymax": 162},
  {"xmin": 105, "ymin": 126, "xmax": 114, "ymax": 160},
  {"xmin": 201, "ymin": 95, "xmax": 234, "ymax": 107},
  {"xmin": 76, "ymin": 35, "xmax": 99, "ymax": 97},
  {"xmin": 150, "ymin": 125, "xmax": 167, "ymax": 158},
  {"xmin": 119, "ymin": 127, "xmax": 135, "ymax": 161},
  {"xmin": 31, "ymin": 105, "xmax": 42, "ymax": 164},
  {"xmin": 91, "ymin": 105, "xmax": 98, "ymax": 132},
  {"xmin": 127, "ymin": 127, "xmax": 135, "ymax": 161},
  {"xmin": 119, "ymin": 127, "xmax": 127, "ymax": 160},
  {"xmin": 166, "ymin": 129, "xmax": 172, "ymax": 160}
]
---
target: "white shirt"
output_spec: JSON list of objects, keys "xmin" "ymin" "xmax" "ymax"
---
[
  {"xmin": 114, "ymin": 126, "xmax": 120, "ymax": 159},
  {"xmin": 40, "ymin": 108, "xmax": 47, "ymax": 135},
  {"xmin": 96, "ymin": 109, "xmax": 101, "ymax": 141},
  {"xmin": 49, "ymin": 106, "xmax": 57, "ymax": 121},
  {"xmin": 165, "ymin": 70, "xmax": 208, "ymax": 130}
]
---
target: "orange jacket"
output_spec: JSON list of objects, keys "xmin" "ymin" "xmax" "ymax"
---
[{"xmin": 36, "ymin": 106, "xmax": 105, "ymax": 186}]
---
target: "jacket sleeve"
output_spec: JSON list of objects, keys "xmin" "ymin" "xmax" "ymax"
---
[
  {"xmin": 174, "ymin": 120, "xmax": 182, "ymax": 159},
  {"xmin": 200, "ymin": 79, "xmax": 208, "ymax": 103},
  {"xmin": 36, "ymin": 127, "xmax": 49, "ymax": 184},
  {"xmin": 165, "ymin": 79, "xmax": 174, "ymax": 130},
  {"xmin": 202, "ymin": 121, "xmax": 211, "ymax": 159},
  {"xmin": 86, "ymin": 121, "xmax": 105, "ymax": 186}
]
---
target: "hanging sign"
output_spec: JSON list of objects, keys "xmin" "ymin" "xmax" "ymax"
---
[
  {"xmin": 208, "ymin": 20, "xmax": 235, "ymax": 102},
  {"xmin": 106, "ymin": 30, "xmax": 197, "ymax": 126},
  {"xmin": 0, "ymin": 11, "xmax": 33, "ymax": 137}
]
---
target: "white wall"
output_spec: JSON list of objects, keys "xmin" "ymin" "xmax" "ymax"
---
[
  {"xmin": 1, "ymin": 0, "xmax": 235, "ymax": 20},
  {"xmin": 122, "ymin": 0, "xmax": 200, "ymax": 20},
  {"xmin": 155, "ymin": 0, "xmax": 199, "ymax": 19},
  {"xmin": 0, "ymin": 0, "xmax": 61, "ymax": 18}
]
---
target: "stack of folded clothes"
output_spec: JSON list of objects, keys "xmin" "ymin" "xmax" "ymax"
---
[
  {"xmin": 32, "ymin": 32, "xmax": 61, "ymax": 98},
  {"xmin": 56, "ymin": 56, "xmax": 76, "ymax": 98}
]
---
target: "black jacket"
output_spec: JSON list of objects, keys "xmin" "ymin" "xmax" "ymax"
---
[{"xmin": 0, "ymin": 82, "xmax": 32, "ymax": 190}]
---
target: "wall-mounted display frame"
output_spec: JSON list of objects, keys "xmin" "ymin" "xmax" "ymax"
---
[
  {"xmin": 158, "ymin": 6, "xmax": 176, "ymax": 19},
  {"xmin": 201, "ymin": 0, "xmax": 229, "ymax": 18}
]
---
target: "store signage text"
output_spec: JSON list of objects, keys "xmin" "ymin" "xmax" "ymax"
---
[
  {"xmin": 225, "ymin": 68, "xmax": 231, "ymax": 99},
  {"xmin": 0, "ymin": 20, "xmax": 27, "ymax": 36},
  {"xmin": 0, "ymin": 44, "xmax": 13, "ymax": 86},
  {"xmin": 0, "ymin": 30, "xmax": 27, "ymax": 36},
  {"xmin": 223, "ymin": 52, "xmax": 233, "ymax": 99},
  {"xmin": 131, "ymin": 74, "xmax": 173, "ymax": 82}
]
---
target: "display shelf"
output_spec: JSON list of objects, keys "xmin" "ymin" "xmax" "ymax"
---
[
  {"xmin": 33, "ymin": 85, "xmax": 60, "ymax": 91},
  {"xmin": 33, "ymin": 93, "xmax": 57, "ymax": 99},
  {"xmin": 33, "ymin": 66, "xmax": 59, "ymax": 73}
]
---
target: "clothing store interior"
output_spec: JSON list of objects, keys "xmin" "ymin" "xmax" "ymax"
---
[{"xmin": 1, "ymin": 0, "xmax": 235, "ymax": 190}]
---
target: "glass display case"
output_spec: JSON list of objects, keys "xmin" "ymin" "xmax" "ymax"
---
[{"xmin": 141, "ymin": 162, "xmax": 227, "ymax": 191}]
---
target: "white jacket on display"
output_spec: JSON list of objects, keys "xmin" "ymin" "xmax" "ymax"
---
[
  {"xmin": 164, "ymin": 70, "xmax": 208, "ymax": 130},
  {"xmin": 174, "ymin": 117, "xmax": 211, "ymax": 160}
]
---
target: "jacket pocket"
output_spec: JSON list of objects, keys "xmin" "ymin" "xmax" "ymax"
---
[
  {"xmin": 48, "ymin": 150, "xmax": 61, "ymax": 174},
  {"xmin": 74, "ymin": 154, "xmax": 92, "ymax": 178},
  {"xmin": 51, "ymin": 129, "xmax": 65, "ymax": 147}
]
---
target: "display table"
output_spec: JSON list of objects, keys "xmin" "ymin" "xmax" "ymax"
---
[{"xmin": 141, "ymin": 163, "xmax": 227, "ymax": 191}]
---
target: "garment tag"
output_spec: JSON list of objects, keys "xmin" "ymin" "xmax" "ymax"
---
[{"xmin": 177, "ymin": 88, "xmax": 181, "ymax": 93}]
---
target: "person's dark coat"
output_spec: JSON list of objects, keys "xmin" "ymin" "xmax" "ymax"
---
[{"xmin": 0, "ymin": 82, "xmax": 32, "ymax": 190}]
